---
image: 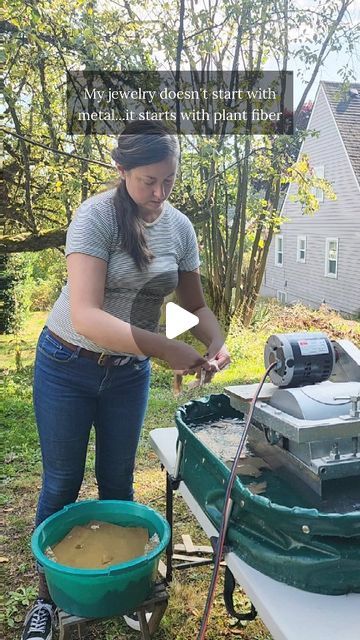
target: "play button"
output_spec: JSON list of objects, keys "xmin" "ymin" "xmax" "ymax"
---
[
  {"xmin": 165, "ymin": 302, "xmax": 199, "ymax": 339},
  {"xmin": 129, "ymin": 270, "xmax": 229, "ymax": 372}
]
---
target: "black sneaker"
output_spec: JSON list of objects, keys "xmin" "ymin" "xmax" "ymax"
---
[{"xmin": 21, "ymin": 598, "xmax": 56, "ymax": 640}]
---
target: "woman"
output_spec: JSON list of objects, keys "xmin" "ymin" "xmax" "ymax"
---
[{"xmin": 22, "ymin": 120, "xmax": 230, "ymax": 640}]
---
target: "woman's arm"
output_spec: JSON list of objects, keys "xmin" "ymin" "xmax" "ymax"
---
[
  {"xmin": 68, "ymin": 253, "xmax": 162, "ymax": 356},
  {"xmin": 176, "ymin": 270, "xmax": 230, "ymax": 370},
  {"xmin": 67, "ymin": 253, "xmax": 210, "ymax": 372}
]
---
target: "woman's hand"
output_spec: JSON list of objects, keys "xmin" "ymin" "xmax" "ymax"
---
[
  {"xmin": 206, "ymin": 342, "xmax": 231, "ymax": 371},
  {"xmin": 163, "ymin": 340, "xmax": 212, "ymax": 375},
  {"xmin": 198, "ymin": 342, "xmax": 231, "ymax": 384},
  {"xmin": 186, "ymin": 343, "xmax": 231, "ymax": 389}
]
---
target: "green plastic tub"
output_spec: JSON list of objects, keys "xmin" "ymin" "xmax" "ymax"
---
[
  {"xmin": 32, "ymin": 500, "xmax": 170, "ymax": 618},
  {"xmin": 176, "ymin": 394, "xmax": 360, "ymax": 595}
]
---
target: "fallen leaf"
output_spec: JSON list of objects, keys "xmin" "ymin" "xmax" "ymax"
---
[
  {"xmin": 247, "ymin": 481, "xmax": 268, "ymax": 495},
  {"xmin": 226, "ymin": 456, "xmax": 270, "ymax": 477},
  {"xmin": 235, "ymin": 464, "xmax": 262, "ymax": 477}
]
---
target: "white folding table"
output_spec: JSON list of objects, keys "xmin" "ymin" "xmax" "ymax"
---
[{"xmin": 149, "ymin": 427, "xmax": 359, "ymax": 640}]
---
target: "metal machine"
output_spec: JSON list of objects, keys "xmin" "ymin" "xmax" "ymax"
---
[{"xmin": 226, "ymin": 332, "xmax": 360, "ymax": 501}]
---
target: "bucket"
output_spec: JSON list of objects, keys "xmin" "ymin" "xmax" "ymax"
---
[{"xmin": 31, "ymin": 500, "xmax": 170, "ymax": 618}]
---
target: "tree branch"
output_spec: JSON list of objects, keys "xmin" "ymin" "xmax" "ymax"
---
[
  {"xmin": 295, "ymin": 0, "xmax": 353, "ymax": 121},
  {"xmin": 1, "ymin": 228, "xmax": 67, "ymax": 253}
]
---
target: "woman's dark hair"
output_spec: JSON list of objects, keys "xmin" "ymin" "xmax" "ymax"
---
[{"xmin": 111, "ymin": 120, "xmax": 180, "ymax": 270}]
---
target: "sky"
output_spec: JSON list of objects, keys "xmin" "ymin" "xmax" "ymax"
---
[
  {"xmin": 101, "ymin": 0, "xmax": 360, "ymax": 108},
  {"xmin": 287, "ymin": 0, "xmax": 360, "ymax": 104}
]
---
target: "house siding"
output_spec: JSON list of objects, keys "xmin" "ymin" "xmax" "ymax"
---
[{"xmin": 261, "ymin": 84, "xmax": 360, "ymax": 315}]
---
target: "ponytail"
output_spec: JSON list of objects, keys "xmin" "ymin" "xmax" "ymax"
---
[{"xmin": 113, "ymin": 179, "xmax": 154, "ymax": 271}]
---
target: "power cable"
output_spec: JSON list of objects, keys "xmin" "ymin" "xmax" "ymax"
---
[{"xmin": 197, "ymin": 360, "xmax": 277, "ymax": 640}]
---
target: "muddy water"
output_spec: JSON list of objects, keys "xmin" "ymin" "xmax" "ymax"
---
[
  {"xmin": 193, "ymin": 418, "xmax": 249, "ymax": 462},
  {"xmin": 47, "ymin": 521, "xmax": 149, "ymax": 569},
  {"xmin": 192, "ymin": 418, "xmax": 360, "ymax": 513},
  {"xmin": 193, "ymin": 419, "xmax": 271, "ymax": 496}
]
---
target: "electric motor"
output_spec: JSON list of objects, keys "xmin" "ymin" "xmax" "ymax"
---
[{"xmin": 264, "ymin": 332, "xmax": 335, "ymax": 387}]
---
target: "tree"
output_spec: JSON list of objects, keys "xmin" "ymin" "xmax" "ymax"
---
[
  {"xmin": 168, "ymin": 0, "xmax": 357, "ymax": 324},
  {"xmin": 2, "ymin": 0, "xmax": 359, "ymax": 326},
  {"xmin": 3, "ymin": 0, "xmax": 146, "ymax": 246}
]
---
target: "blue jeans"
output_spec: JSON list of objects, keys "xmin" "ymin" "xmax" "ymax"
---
[{"xmin": 33, "ymin": 327, "xmax": 151, "ymax": 527}]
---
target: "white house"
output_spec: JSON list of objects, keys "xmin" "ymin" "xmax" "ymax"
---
[{"xmin": 261, "ymin": 81, "xmax": 360, "ymax": 316}]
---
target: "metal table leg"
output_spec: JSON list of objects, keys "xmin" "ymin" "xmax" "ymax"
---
[{"xmin": 165, "ymin": 471, "xmax": 174, "ymax": 582}]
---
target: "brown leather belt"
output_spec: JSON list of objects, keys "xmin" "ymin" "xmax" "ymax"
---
[{"xmin": 47, "ymin": 329, "xmax": 134, "ymax": 367}]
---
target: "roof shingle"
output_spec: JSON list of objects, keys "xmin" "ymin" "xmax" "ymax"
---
[{"xmin": 321, "ymin": 81, "xmax": 360, "ymax": 187}]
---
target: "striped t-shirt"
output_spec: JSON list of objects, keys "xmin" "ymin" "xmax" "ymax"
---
[{"xmin": 46, "ymin": 188, "xmax": 200, "ymax": 355}]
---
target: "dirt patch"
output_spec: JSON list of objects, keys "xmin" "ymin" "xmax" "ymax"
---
[{"xmin": 268, "ymin": 302, "xmax": 359, "ymax": 344}]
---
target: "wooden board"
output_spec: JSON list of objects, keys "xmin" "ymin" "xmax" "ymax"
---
[
  {"xmin": 174, "ymin": 543, "xmax": 213, "ymax": 554},
  {"xmin": 181, "ymin": 534, "xmax": 196, "ymax": 553},
  {"xmin": 158, "ymin": 560, "xmax": 167, "ymax": 578},
  {"xmin": 173, "ymin": 553, "xmax": 211, "ymax": 562}
]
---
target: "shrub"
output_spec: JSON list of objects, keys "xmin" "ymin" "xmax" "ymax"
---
[{"xmin": 1, "ymin": 254, "xmax": 33, "ymax": 334}]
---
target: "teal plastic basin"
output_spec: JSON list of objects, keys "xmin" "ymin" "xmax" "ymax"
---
[
  {"xmin": 31, "ymin": 500, "xmax": 170, "ymax": 618},
  {"xmin": 176, "ymin": 394, "xmax": 360, "ymax": 595}
]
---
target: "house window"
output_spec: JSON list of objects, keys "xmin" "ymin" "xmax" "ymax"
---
[
  {"xmin": 325, "ymin": 238, "xmax": 338, "ymax": 278},
  {"xmin": 275, "ymin": 234, "xmax": 283, "ymax": 267},
  {"xmin": 297, "ymin": 236, "xmax": 307, "ymax": 263},
  {"xmin": 277, "ymin": 290, "xmax": 287, "ymax": 304},
  {"xmin": 311, "ymin": 165, "xmax": 324, "ymax": 202}
]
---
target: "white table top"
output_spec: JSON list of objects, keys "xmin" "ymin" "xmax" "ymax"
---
[{"xmin": 149, "ymin": 427, "xmax": 360, "ymax": 640}]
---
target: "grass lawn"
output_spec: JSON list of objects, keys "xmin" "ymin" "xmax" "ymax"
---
[{"xmin": 2, "ymin": 305, "xmax": 359, "ymax": 639}]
